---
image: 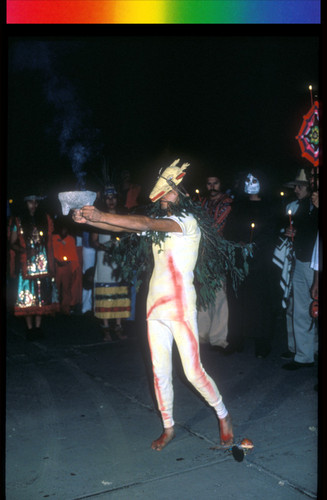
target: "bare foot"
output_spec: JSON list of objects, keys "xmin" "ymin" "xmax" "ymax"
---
[
  {"xmin": 219, "ymin": 414, "xmax": 234, "ymax": 446},
  {"xmin": 151, "ymin": 427, "xmax": 175, "ymax": 451}
]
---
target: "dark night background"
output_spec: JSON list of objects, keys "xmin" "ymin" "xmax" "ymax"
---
[{"xmin": 7, "ymin": 36, "xmax": 319, "ymax": 207}]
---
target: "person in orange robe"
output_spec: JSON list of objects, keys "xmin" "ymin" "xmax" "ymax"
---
[{"xmin": 52, "ymin": 217, "xmax": 82, "ymax": 315}]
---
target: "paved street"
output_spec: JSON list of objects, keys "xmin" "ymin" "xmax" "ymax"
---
[{"xmin": 6, "ymin": 305, "xmax": 319, "ymax": 500}]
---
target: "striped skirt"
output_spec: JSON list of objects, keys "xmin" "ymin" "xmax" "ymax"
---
[{"xmin": 94, "ymin": 282, "xmax": 131, "ymax": 319}]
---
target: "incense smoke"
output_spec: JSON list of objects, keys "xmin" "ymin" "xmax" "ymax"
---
[{"xmin": 10, "ymin": 40, "xmax": 102, "ymax": 189}]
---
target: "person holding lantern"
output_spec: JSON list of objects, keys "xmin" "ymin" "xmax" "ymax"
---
[
  {"xmin": 280, "ymin": 167, "xmax": 318, "ymax": 370},
  {"xmin": 8, "ymin": 194, "xmax": 60, "ymax": 339}
]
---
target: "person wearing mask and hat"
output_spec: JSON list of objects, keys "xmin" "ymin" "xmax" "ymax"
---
[
  {"xmin": 279, "ymin": 167, "xmax": 319, "ymax": 370},
  {"xmin": 9, "ymin": 194, "xmax": 60, "ymax": 339},
  {"xmin": 72, "ymin": 159, "xmax": 252, "ymax": 451}
]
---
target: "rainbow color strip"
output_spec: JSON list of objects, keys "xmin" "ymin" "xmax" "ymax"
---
[{"xmin": 7, "ymin": 1, "xmax": 320, "ymax": 24}]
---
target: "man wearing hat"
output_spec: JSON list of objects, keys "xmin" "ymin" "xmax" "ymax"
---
[
  {"xmin": 281, "ymin": 167, "xmax": 318, "ymax": 370},
  {"xmin": 72, "ymin": 159, "xmax": 234, "ymax": 451}
]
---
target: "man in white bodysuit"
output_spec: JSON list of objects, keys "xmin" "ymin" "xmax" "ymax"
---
[{"xmin": 72, "ymin": 160, "xmax": 234, "ymax": 451}]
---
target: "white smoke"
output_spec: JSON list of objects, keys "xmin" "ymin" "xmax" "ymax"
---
[{"xmin": 10, "ymin": 40, "xmax": 102, "ymax": 189}]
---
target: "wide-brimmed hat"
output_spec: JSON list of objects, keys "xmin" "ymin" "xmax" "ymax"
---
[
  {"xmin": 284, "ymin": 168, "xmax": 310, "ymax": 188},
  {"xmin": 149, "ymin": 159, "xmax": 190, "ymax": 202},
  {"xmin": 24, "ymin": 195, "xmax": 46, "ymax": 201}
]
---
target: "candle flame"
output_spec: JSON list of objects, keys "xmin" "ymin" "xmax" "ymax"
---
[
  {"xmin": 309, "ymin": 85, "xmax": 312, "ymax": 90},
  {"xmin": 251, "ymin": 223, "xmax": 255, "ymax": 228},
  {"xmin": 288, "ymin": 210, "xmax": 292, "ymax": 215},
  {"xmin": 280, "ymin": 191, "xmax": 285, "ymax": 197},
  {"xmin": 195, "ymin": 189, "xmax": 200, "ymax": 194},
  {"xmin": 63, "ymin": 256, "xmax": 67, "ymax": 261},
  {"xmin": 39, "ymin": 231, "xmax": 44, "ymax": 236},
  {"xmin": 116, "ymin": 237, "xmax": 120, "ymax": 241}
]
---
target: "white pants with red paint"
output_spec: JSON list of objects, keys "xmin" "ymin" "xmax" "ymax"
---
[{"xmin": 147, "ymin": 314, "xmax": 228, "ymax": 429}]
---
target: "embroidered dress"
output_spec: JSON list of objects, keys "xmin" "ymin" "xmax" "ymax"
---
[
  {"xmin": 94, "ymin": 233, "xmax": 131, "ymax": 320},
  {"xmin": 10, "ymin": 216, "xmax": 59, "ymax": 317}
]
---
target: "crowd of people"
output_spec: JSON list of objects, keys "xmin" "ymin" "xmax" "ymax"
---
[
  {"xmin": 7, "ymin": 170, "xmax": 142, "ymax": 342},
  {"xmin": 7, "ymin": 159, "xmax": 319, "ymax": 448},
  {"xmin": 7, "ymin": 163, "xmax": 319, "ymax": 353}
]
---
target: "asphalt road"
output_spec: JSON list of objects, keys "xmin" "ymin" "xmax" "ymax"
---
[{"xmin": 5, "ymin": 305, "xmax": 319, "ymax": 500}]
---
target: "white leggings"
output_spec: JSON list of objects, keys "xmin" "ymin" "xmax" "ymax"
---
[{"xmin": 147, "ymin": 315, "xmax": 228, "ymax": 429}]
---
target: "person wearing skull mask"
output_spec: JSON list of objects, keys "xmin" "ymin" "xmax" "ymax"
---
[
  {"xmin": 224, "ymin": 170, "xmax": 280, "ymax": 357},
  {"xmin": 244, "ymin": 173, "xmax": 260, "ymax": 196}
]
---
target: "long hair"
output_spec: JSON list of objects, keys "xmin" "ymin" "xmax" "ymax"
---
[
  {"xmin": 19, "ymin": 201, "xmax": 49, "ymax": 241},
  {"xmin": 108, "ymin": 194, "xmax": 253, "ymax": 309}
]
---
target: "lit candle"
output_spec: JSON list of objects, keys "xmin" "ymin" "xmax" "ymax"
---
[
  {"xmin": 116, "ymin": 237, "xmax": 120, "ymax": 241},
  {"xmin": 250, "ymin": 222, "xmax": 255, "ymax": 243},
  {"xmin": 280, "ymin": 191, "xmax": 285, "ymax": 197},
  {"xmin": 39, "ymin": 231, "xmax": 43, "ymax": 236},
  {"xmin": 195, "ymin": 189, "xmax": 200, "ymax": 200},
  {"xmin": 288, "ymin": 209, "xmax": 293, "ymax": 241},
  {"xmin": 309, "ymin": 84, "xmax": 313, "ymax": 106},
  {"xmin": 63, "ymin": 256, "xmax": 67, "ymax": 261}
]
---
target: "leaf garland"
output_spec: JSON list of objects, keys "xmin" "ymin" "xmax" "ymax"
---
[{"xmin": 104, "ymin": 196, "xmax": 253, "ymax": 309}]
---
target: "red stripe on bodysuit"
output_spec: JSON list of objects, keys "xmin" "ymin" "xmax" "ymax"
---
[
  {"xmin": 166, "ymin": 255, "xmax": 218, "ymax": 402},
  {"xmin": 146, "ymin": 333, "xmax": 170, "ymax": 425},
  {"xmin": 146, "ymin": 296, "xmax": 173, "ymax": 320},
  {"xmin": 147, "ymin": 251, "xmax": 219, "ymax": 421},
  {"xmin": 146, "ymin": 253, "xmax": 185, "ymax": 320},
  {"xmin": 167, "ymin": 254, "xmax": 184, "ymax": 321},
  {"xmin": 183, "ymin": 322, "xmax": 219, "ymax": 402},
  {"xmin": 146, "ymin": 252, "xmax": 186, "ymax": 423}
]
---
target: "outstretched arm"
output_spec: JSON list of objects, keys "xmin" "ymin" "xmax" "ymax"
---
[
  {"xmin": 73, "ymin": 208, "xmax": 128, "ymax": 232},
  {"xmin": 73, "ymin": 206, "xmax": 182, "ymax": 233}
]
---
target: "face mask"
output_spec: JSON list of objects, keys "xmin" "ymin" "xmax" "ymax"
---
[{"xmin": 244, "ymin": 174, "xmax": 260, "ymax": 194}]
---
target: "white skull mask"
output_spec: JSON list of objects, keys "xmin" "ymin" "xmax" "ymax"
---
[{"xmin": 244, "ymin": 174, "xmax": 260, "ymax": 194}]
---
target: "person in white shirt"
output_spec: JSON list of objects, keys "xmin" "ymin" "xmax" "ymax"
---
[{"xmin": 72, "ymin": 159, "xmax": 234, "ymax": 451}]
